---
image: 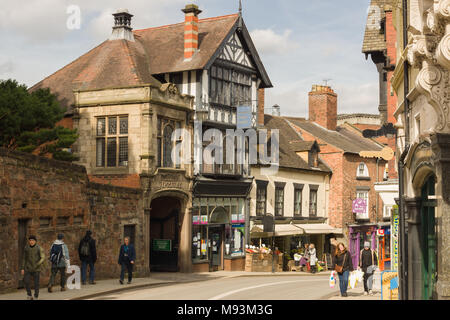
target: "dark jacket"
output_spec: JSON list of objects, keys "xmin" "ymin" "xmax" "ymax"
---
[
  {"xmin": 359, "ymin": 249, "xmax": 378, "ymax": 271},
  {"xmin": 118, "ymin": 244, "xmax": 136, "ymax": 265},
  {"xmin": 78, "ymin": 236, "xmax": 97, "ymax": 263},
  {"xmin": 21, "ymin": 244, "xmax": 45, "ymax": 272},
  {"xmin": 332, "ymin": 251, "xmax": 354, "ymax": 273}
]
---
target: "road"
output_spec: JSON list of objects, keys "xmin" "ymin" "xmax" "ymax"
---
[{"xmin": 90, "ymin": 274, "xmax": 338, "ymax": 300}]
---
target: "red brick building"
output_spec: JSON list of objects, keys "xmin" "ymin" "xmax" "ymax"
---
[{"xmin": 285, "ymin": 85, "xmax": 387, "ymax": 268}]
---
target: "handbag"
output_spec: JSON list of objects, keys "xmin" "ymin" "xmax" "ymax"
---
[{"xmin": 334, "ymin": 252, "xmax": 347, "ymax": 273}]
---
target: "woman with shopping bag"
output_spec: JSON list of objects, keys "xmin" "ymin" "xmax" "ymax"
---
[{"xmin": 332, "ymin": 242, "xmax": 354, "ymax": 297}]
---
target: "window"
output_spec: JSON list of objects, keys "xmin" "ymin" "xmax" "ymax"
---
[
  {"xmin": 309, "ymin": 189, "xmax": 318, "ymax": 217},
  {"xmin": 275, "ymin": 183, "xmax": 285, "ymax": 217},
  {"xmin": 210, "ymin": 65, "xmax": 252, "ymax": 112},
  {"xmin": 383, "ymin": 205, "xmax": 393, "ymax": 219},
  {"xmin": 256, "ymin": 181, "xmax": 268, "ymax": 216},
  {"xmin": 356, "ymin": 162, "xmax": 369, "ymax": 178},
  {"xmin": 293, "ymin": 185, "xmax": 303, "ymax": 217},
  {"xmin": 57, "ymin": 216, "xmax": 69, "ymax": 226},
  {"xmin": 157, "ymin": 117, "xmax": 182, "ymax": 168},
  {"xmin": 356, "ymin": 190, "xmax": 369, "ymax": 219},
  {"xmin": 39, "ymin": 217, "xmax": 52, "ymax": 228},
  {"xmin": 96, "ymin": 116, "xmax": 128, "ymax": 167},
  {"xmin": 124, "ymin": 225, "xmax": 136, "ymax": 245}
]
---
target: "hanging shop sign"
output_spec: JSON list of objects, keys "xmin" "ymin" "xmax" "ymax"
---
[
  {"xmin": 352, "ymin": 198, "xmax": 367, "ymax": 214},
  {"xmin": 200, "ymin": 215, "xmax": 208, "ymax": 225},
  {"xmin": 377, "ymin": 229, "xmax": 385, "ymax": 236}
]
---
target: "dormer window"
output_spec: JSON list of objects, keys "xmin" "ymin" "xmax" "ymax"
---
[{"xmin": 356, "ymin": 162, "xmax": 369, "ymax": 179}]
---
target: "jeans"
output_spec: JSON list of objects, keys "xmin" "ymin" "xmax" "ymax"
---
[
  {"xmin": 364, "ymin": 271, "xmax": 374, "ymax": 292},
  {"xmin": 120, "ymin": 262, "xmax": 133, "ymax": 282},
  {"xmin": 338, "ymin": 270, "xmax": 350, "ymax": 295},
  {"xmin": 24, "ymin": 271, "xmax": 40, "ymax": 297},
  {"xmin": 81, "ymin": 261, "xmax": 95, "ymax": 283},
  {"xmin": 48, "ymin": 267, "xmax": 66, "ymax": 288}
]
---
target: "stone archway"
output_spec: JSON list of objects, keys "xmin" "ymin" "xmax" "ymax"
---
[{"xmin": 149, "ymin": 197, "xmax": 182, "ymax": 272}]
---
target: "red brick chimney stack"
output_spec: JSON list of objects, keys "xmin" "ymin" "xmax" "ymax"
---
[
  {"xmin": 182, "ymin": 4, "xmax": 202, "ymax": 60},
  {"xmin": 308, "ymin": 85, "xmax": 337, "ymax": 131},
  {"xmin": 258, "ymin": 88, "xmax": 265, "ymax": 127}
]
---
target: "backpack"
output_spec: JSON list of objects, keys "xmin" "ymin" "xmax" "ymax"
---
[
  {"xmin": 80, "ymin": 240, "xmax": 90, "ymax": 256},
  {"xmin": 49, "ymin": 244, "xmax": 63, "ymax": 265}
]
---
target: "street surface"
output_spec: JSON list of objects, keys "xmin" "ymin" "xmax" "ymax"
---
[{"xmin": 90, "ymin": 275, "xmax": 338, "ymax": 300}]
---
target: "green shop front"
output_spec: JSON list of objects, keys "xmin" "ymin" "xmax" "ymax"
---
[{"xmin": 191, "ymin": 179, "xmax": 252, "ymax": 272}]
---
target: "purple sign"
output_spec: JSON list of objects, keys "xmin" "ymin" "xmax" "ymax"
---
[{"xmin": 352, "ymin": 198, "xmax": 367, "ymax": 213}]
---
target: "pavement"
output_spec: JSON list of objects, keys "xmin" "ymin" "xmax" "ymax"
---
[{"xmin": 0, "ymin": 270, "xmax": 380, "ymax": 300}]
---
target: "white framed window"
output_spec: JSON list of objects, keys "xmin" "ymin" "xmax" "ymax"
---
[
  {"xmin": 356, "ymin": 190, "xmax": 369, "ymax": 219},
  {"xmin": 383, "ymin": 205, "xmax": 393, "ymax": 218},
  {"xmin": 96, "ymin": 116, "xmax": 128, "ymax": 167},
  {"xmin": 356, "ymin": 162, "xmax": 369, "ymax": 178}
]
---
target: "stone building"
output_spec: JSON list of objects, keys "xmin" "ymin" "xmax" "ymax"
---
[
  {"xmin": 285, "ymin": 85, "xmax": 388, "ymax": 269},
  {"xmin": 390, "ymin": 0, "xmax": 450, "ymax": 300},
  {"xmin": 29, "ymin": 4, "xmax": 272, "ymax": 273},
  {"xmin": 249, "ymin": 114, "xmax": 333, "ymax": 263}
]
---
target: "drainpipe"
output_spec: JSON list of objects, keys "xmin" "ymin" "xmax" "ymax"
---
[{"xmin": 399, "ymin": 0, "xmax": 410, "ymax": 301}]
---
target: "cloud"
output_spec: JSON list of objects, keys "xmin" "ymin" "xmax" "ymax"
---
[
  {"xmin": 0, "ymin": 60, "xmax": 15, "ymax": 75},
  {"xmin": 250, "ymin": 28, "xmax": 300, "ymax": 56}
]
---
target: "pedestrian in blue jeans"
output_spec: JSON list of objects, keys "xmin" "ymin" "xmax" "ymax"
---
[
  {"xmin": 332, "ymin": 242, "xmax": 354, "ymax": 297},
  {"xmin": 78, "ymin": 230, "xmax": 97, "ymax": 285},
  {"xmin": 118, "ymin": 237, "xmax": 136, "ymax": 284}
]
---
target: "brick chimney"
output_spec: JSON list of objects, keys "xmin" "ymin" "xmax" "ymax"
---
[
  {"xmin": 110, "ymin": 9, "xmax": 134, "ymax": 42},
  {"xmin": 182, "ymin": 4, "xmax": 202, "ymax": 60},
  {"xmin": 257, "ymin": 88, "xmax": 265, "ymax": 127},
  {"xmin": 308, "ymin": 85, "xmax": 337, "ymax": 131}
]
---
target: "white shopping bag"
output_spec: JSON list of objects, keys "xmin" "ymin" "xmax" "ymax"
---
[
  {"xmin": 348, "ymin": 271, "xmax": 358, "ymax": 289},
  {"xmin": 329, "ymin": 271, "xmax": 336, "ymax": 288},
  {"xmin": 355, "ymin": 269, "xmax": 364, "ymax": 283}
]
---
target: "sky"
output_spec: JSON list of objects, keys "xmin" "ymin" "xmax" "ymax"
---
[{"xmin": 0, "ymin": 0, "xmax": 379, "ymax": 118}]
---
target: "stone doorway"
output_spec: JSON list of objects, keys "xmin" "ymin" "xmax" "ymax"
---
[{"xmin": 149, "ymin": 197, "xmax": 181, "ymax": 272}]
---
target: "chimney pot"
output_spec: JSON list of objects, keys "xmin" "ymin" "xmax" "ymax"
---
[{"xmin": 110, "ymin": 9, "xmax": 134, "ymax": 42}]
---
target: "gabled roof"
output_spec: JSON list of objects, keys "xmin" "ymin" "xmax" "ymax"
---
[
  {"xmin": 134, "ymin": 15, "xmax": 272, "ymax": 88},
  {"xmin": 285, "ymin": 117, "xmax": 383, "ymax": 154},
  {"xmin": 263, "ymin": 115, "xmax": 330, "ymax": 173},
  {"xmin": 362, "ymin": 0, "xmax": 393, "ymax": 54}
]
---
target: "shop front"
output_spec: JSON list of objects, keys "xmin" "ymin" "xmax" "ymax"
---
[
  {"xmin": 348, "ymin": 224, "xmax": 377, "ymax": 269},
  {"xmin": 377, "ymin": 224, "xmax": 391, "ymax": 271},
  {"xmin": 191, "ymin": 197, "xmax": 248, "ymax": 272}
]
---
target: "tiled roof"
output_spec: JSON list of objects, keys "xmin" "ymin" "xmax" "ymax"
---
[
  {"xmin": 134, "ymin": 14, "xmax": 239, "ymax": 75},
  {"xmin": 285, "ymin": 117, "xmax": 383, "ymax": 154},
  {"xmin": 263, "ymin": 115, "xmax": 331, "ymax": 173},
  {"xmin": 29, "ymin": 14, "xmax": 254, "ymax": 115},
  {"xmin": 30, "ymin": 39, "xmax": 162, "ymax": 114},
  {"xmin": 362, "ymin": 0, "xmax": 392, "ymax": 53}
]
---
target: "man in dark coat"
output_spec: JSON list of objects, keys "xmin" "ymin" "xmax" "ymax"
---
[
  {"xmin": 21, "ymin": 235, "xmax": 45, "ymax": 300},
  {"xmin": 78, "ymin": 230, "xmax": 97, "ymax": 285},
  {"xmin": 359, "ymin": 241, "xmax": 378, "ymax": 295},
  {"xmin": 118, "ymin": 237, "xmax": 136, "ymax": 284}
]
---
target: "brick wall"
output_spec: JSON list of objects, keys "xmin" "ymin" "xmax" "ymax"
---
[{"xmin": 0, "ymin": 148, "xmax": 145, "ymax": 292}]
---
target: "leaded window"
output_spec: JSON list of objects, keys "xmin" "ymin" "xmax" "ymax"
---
[
  {"xmin": 210, "ymin": 65, "xmax": 252, "ymax": 109},
  {"xmin": 275, "ymin": 186, "xmax": 284, "ymax": 217},
  {"xmin": 256, "ymin": 183, "xmax": 267, "ymax": 216},
  {"xmin": 294, "ymin": 188, "xmax": 302, "ymax": 216},
  {"xmin": 157, "ymin": 117, "xmax": 181, "ymax": 168},
  {"xmin": 96, "ymin": 116, "xmax": 128, "ymax": 167},
  {"xmin": 309, "ymin": 189, "xmax": 317, "ymax": 217}
]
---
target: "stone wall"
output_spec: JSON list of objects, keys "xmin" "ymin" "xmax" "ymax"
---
[{"xmin": 0, "ymin": 148, "xmax": 144, "ymax": 293}]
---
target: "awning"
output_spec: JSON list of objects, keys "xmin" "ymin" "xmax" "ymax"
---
[
  {"xmin": 251, "ymin": 223, "xmax": 337, "ymax": 237},
  {"xmin": 295, "ymin": 224, "xmax": 337, "ymax": 234},
  {"xmin": 250, "ymin": 224, "xmax": 304, "ymax": 238}
]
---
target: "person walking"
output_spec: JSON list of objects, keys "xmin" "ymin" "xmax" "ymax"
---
[
  {"xmin": 303, "ymin": 243, "xmax": 310, "ymax": 272},
  {"xmin": 359, "ymin": 241, "xmax": 378, "ymax": 295},
  {"xmin": 118, "ymin": 237, "xmax": 136, "ymax": 284},
  {"xmin": 308, "ymin": 243, "xmax": 317, "ymax": 274},
  {"xmin": 20, "ymin": 235, "xmax": 45, "ymax": 300},
  {"xmin": 332, "ymin": 242, "xmax": 354, "ymax": 297},
  {"xmin": 78, "ymin": 230, "xmax": 97, "ymax": 285},
  {"xmin": 48, "ymin": 233, "xmax": 70, "ymax": 292}
]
